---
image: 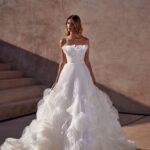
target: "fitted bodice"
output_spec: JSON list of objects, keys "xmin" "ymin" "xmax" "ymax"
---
[{"xmin": 62, "ymin": 44, "xmax": 88, "ymax": 63}]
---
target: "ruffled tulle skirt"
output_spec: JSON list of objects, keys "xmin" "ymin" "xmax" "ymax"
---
[{"xmin": 0, "ymin": 62, "xmax": 137, "ymax": 150}]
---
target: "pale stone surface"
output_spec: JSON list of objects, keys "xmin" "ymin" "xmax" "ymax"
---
[
  {"xmin": 123, "ymin": 116, "xmax": 150, "ymax": 150},
  {"xmin": 0, "ymin": 0, "xmax": 149, "ymax": 114}
]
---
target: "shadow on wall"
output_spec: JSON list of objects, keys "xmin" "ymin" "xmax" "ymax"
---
[
  {"xmin": 0, "ymin": 40, "xmax": 58, "ymax": 87},
  {"xmin": 0, "ymin": 40, "xmax": 149, "ymax": 116},
  {"xmin": 96, "ymin": 83, "xmax": 150, "ymax": 116}
]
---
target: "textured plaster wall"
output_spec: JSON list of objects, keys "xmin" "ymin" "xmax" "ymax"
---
[
  {"xmin": 0, "ymin": 0, "xmax": 62, "ymax": 61},
  {"xmin": 0, "ymin": 0, "xmax": 149, "ymax": 114}
]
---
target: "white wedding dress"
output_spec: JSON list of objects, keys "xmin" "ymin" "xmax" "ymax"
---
[{"xmin": 0, "ymin": 44, "xmax": 137, "ymax": 150}]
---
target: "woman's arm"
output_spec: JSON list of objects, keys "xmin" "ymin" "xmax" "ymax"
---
[
  {"xmin": 51, "ymin": 39, "xmax": 67, "ymax": 88},
  {"xmin": 84, "ymin": 40, "xmax": 97, "ymax": 85}
]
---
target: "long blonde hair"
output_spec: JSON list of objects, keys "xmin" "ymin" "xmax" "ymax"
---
[{"xmin": 65, "ymin": 15, "xmax": 83, "ymax": 36}]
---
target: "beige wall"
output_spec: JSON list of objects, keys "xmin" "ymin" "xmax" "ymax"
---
[{"xmin": 0, "ymin": 0, "xmax": 149, "ymax": 114}]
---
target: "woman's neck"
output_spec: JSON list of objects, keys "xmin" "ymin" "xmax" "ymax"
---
[{"xmin": 68, "ymin": 32, "xmax": 82, "ymax": 40}]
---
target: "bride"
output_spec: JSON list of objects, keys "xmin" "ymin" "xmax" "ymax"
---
[{"xmin": 0, "ymin": 15, "xmax": 138, "ymax": 150}]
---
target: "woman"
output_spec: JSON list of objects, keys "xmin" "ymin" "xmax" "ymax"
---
[
  {"xmin": 0, "ymin": 15, "xmax": 137, "ymax": 150},
  {"xmin": 51, "ymin": 16, "xmax": 96, "ymax": 90}
]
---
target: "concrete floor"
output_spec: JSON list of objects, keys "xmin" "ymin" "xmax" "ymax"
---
[{"xmin": 0, "ymin": 113, "xmax": 149, "ymax": 150}]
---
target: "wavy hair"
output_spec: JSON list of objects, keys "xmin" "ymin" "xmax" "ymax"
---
[{"xmin": 65, "ymin": 15, "xmax": 83, "ymax": 36}]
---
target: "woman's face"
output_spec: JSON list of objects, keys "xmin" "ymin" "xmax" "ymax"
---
[{"xmin": 66, "ymin": 19, "xmax": 74, "ymax": 32}]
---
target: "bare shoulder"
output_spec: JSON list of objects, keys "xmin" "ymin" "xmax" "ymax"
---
[
  {"xmin": 59, "ymin": 37, "xmax": 66, "ymax": 47},
  {"xmin": 81, "ymin": 36, "xmax": 89, "ymax": 45}
]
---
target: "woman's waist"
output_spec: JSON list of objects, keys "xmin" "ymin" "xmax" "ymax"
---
[{"xmin": 66, "ymin": 59, "xmax": 85, "ymax": 64}]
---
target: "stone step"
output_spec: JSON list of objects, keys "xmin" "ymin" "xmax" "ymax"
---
[
  {"xmin": 0, "ymin": 85, "xmax": 47, "ymax": 105},
  {"xmin": 0, "ymin": 97, "xmax": 41, "ymax": 121},
  {"xmin": 0, "ymin": 70, "xmax": 24, "ymax": 79},
  {"xmin": 0, "ymin": 78, "xmax": 39, "ymax": 90},
  {"xmin": 0, "ymin": 63, "xmax": 12, "ymax": 71}
]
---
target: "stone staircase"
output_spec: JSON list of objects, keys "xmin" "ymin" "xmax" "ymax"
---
[{"xmin": 0, "ymin": 62, "xmax": 47, "ymax": 121}]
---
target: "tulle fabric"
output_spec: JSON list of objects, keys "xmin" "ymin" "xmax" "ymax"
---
[{"xmin": 0, "ymin": 45, "xmax": 137, "ymax": 150}]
